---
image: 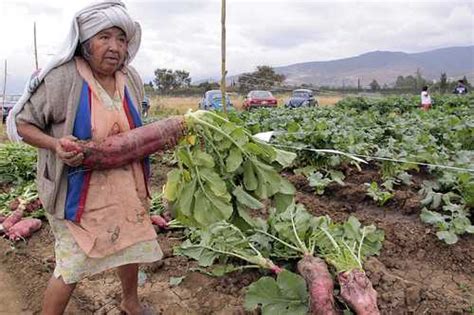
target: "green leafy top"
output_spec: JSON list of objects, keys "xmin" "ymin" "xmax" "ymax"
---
[{"xmin": 164, "ymin": 110, "xmax": 296, "ymax": 227}]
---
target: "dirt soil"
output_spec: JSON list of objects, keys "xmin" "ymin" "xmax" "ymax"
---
[{"xmin": 1, "ymin": 162, "xmax": 473, "ymax": 314}]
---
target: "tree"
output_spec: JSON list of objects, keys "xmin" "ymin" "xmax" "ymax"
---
[
  {"xmin": 439, "ymin": 73, "xmax": 448, "ymax": 94},
  {"xmin": 175, "ymin": 70, "xmax": 191, "ymax": 88},
  {"xmin": 144, "ymin": 81, "xmax": 154, "ymax": 95},
  {"xmin": 153, "ymin": 68, "xmax": 192, "ymax": 94},
  {"xmin": 237, "ymin": 65, "xmax": 285, "ymax": 92},
  {"xmin": 369, "ymin": 79, "xmax": 381, "ymax": 91}
]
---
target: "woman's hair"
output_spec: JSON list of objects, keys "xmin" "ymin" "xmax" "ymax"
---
[
  {"xmin": 74, "ymin": 39, "xmax": 92, "ymax": 60},
  {"xmin": 422, "ymin": 86, "xmax": 428, "ymax": 91}
]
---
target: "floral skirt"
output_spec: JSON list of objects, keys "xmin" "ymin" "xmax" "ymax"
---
[{"xmin": 47, "ymin": 214, "xmax": 163, "ymax": 284}]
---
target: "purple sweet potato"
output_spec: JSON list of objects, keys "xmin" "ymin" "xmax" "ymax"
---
[
  {"xmin": 337, "ymin": 269, "xmax": 380, "ymax": 315},
  {"xmin": 2, "ymin": 209, "xmax": 24, "ymax": 231},
  {"xmin": 61, "ymin": 117, "xmax": 186, "ymax": 170},
  {"xmin": 5, "ymin": 218, "xmax": 42, "ymax": 241},
  {"xmin": 150, "ymin": 215, "xmax": 169, "ymax": 229},
  {"xmin": 297, "ymin": 255, "xmax": 337, "ymax": 315}
]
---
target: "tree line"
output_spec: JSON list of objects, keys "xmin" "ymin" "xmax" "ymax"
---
[{"xmin": 146, "ymin": 66, "xmax": 470, "ymax": 96}]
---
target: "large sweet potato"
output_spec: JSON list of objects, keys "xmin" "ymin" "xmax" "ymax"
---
[
  {"xmin": 2, "ymin": 209, "xmax": 24, "ymax": 231},
  {"xmin": 337, "ymin": 269, "xmax": 380, "ymax": 315},
  {"xmin": 297, "ymin": 255, "xmax": 337, "ymax": 315},
  {"xmin": 61, "ymin": 117, "xmax": 186, "ymax": 169},
  {"xmin": 5, "ymin": 218, "xmax": 42, "ymax": 241}
]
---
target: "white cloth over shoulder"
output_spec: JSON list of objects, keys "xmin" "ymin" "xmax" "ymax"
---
[{"xmin": 7, "ymin": 0, "xmax": 141, "ymax": 142}]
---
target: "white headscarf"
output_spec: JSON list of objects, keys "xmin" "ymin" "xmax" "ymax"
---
[{"xmin": 7, "ymin": 0, "xmax": 141, "ymax": 142}]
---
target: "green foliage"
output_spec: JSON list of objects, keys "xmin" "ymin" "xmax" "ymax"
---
[
  {"xmin": 365, "ymin": 182, "xmax": 393, "ymax": 206},
  {"xmin": 256, "ymin": 203, "xmax": 384, "ymax": 272},
  {"xmin": 149, "ymin": 193, "xmax": 166, "ymax": 215},
  {"xmin": 165, "ymin": 110, "xmax": 296, "ymax": 227},
  {"xmin": 0, "ymin": 143, "xmax": 37, "ymax": 185},
  {"xmin": 153, "ymin": 68, "xmax": 191, "ymax": 94},
  {"xmin": 175, "ymin": 221, "xmax": 278, "ymax": 270},
  {"xmin": 420, "ymin": 203, "xmax": 474, "ymax": 245},
  {"xmin": 244, "ymin": 270, "xmax": 309, "ymax": 315},
  {"xmin": 308, "ymin": 170, "xmax": 345, "ymax": 195},
  {"xmin": 238, "ymin": 65, "xmax": 285, "ymax": 93},
  {"xmin": 237, "ymin": 95, "xmax": 473, "ymax": 244}
]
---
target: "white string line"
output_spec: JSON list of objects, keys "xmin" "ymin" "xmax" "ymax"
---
[{"xmin": 273, "ymin": 144, "xmax": 474, "ymax": 173}]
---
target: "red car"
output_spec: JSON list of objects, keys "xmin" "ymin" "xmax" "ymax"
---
[{"xmin": 242, "ymin": 90, "xmax": 277, "ymax": 110}]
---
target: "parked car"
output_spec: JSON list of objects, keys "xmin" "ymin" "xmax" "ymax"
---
[
  {"xmin": 242, "ymin": 90, "xmax": 277, "ymax": 110},
  {"xmin": 199, "ymin": 90, "xmax": 234, "ymax": 111},
  {"xmin": 1, "ymin": 95, "xmax": 21, "ymax": 123},
  {"xmin": 285, "ymin": 89, "xmax": 318, "ymax": 108}
]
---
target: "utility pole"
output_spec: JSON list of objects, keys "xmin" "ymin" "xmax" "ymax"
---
[
  {"xmin": 34, "ymin": 22, "xmax": 39, "ymax": 70},
  {"xmin": 2, "ymin": 60, "xmax": 7, "ymax": 125},
  {"xmin": 220, "ymin": 0, "xmax": 227, "ymax": 113}
]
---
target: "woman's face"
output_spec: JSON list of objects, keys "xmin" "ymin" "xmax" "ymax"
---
[{"xmin": 87, "ymin": 27, "xmax": 128, "ymax": 76}]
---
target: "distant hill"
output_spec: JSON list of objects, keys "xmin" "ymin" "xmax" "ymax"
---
[{"xmin": 271, "ymin": 46, "xmax": 474, "ymax": 87}]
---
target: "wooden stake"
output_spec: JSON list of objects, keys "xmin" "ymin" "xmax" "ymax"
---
[
  {"xmin": 34, "ymin": 22, "xmax": 39, "ymax": 70},
  {"xmin": 220, "ymin": 0, "xmax": 227, "ymax": 113},
  {"xmin": 2, "ymin": 60, "xmax": 7, "ymax": 125}
]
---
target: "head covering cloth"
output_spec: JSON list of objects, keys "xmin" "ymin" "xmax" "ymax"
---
[{"xmin": 7, "ymin": 0, "xmax": 141, "ymax": 142}]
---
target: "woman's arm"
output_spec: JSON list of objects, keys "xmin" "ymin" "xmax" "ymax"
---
[{"xmin": 17, "ymin": 122, "xmax": 84, "ymax": 167}]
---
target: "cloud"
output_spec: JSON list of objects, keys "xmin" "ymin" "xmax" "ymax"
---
[{"xmin": 0, "ymin": 0, "xmax": 472, "ymax": 93}]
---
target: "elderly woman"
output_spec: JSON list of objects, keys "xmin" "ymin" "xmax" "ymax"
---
[{"xmin": 7, "ymin": 1, "xmax": 182, "ymax": 314}]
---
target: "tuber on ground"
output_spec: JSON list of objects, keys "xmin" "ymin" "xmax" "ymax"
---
[
  {"xmin": 150, "ymin": 215, "xmax": 169, "ymax": 229},
  {"xmin": 1, "ymin": 209, "xmax": 24, "ymax": 231},
  {"xmin": 297, "ymin": 255, "xmax": 338, "ymax": 315},
  {"xmin": 5, "ymin": 218, "xmax": 42, "ymax": 241},
  {"xmin": 337, "ymin": 269, "xmax": 380, "ymax": 315},
  {"xmin": 60, "ymin": 117, "xmax": 186, "ymax": 169}
]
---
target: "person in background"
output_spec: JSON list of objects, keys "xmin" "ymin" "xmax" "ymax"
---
[
  {"xmin": 453, "ymin": 80, "xmax": 468, "ymax": 95},
  {"xmin": 142, "ymin": 95, "xmax": 150, "ymax": 117},
  {"xmin": 6, "ymin": 1, "xmax": 184, "ymax": 314},
  {"xmin": 420, "ymin": 86, "xmax": 432, "ymax": 111}
]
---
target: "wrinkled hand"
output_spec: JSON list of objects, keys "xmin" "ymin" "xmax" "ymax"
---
[
  {"xmin": 164, "ymin": 116, "xmax": 187, "ymax": 149},
  {"xmin": 55, "ymin": 136, "xmax": 84, "ymax": 167}
]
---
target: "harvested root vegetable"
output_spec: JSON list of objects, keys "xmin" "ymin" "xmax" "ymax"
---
[
  {"xmin": 297, "ymin": 255, "xmax": 337, "ymax": 315},
  {"xmin": 0, "ymin": 215, "xmax": 5, "ymax": 224},
  {"xmin": 150, "ymin": 215, "xmax": 169, "ymax": 229},
  {"xmin": 161, "ymin": 210, "xmax": 173, "ymax": 222},
  {"xmin": 2, "ymin": 209, "xmax": 24, "ymax": 231},
  {"xmin": 61, "ymin": 117, "xmax": 186, "ymax": 170},
  {"xmin": 5, "ymin": 218, "xmax": 42, "ymax": 241},
  {"xmin": 338, "ymin": 269, "xmax": 380, "ymax": 315}
]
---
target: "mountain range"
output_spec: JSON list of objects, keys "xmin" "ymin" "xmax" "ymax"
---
[{"xmin": 263, "ymin": 46, "xmax": 474, "ymax": 88}]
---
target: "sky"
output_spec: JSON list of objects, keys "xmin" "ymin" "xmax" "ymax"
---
[{"xmin": 0, "ymin": 0, "xmax": 473, "ymax": 94}]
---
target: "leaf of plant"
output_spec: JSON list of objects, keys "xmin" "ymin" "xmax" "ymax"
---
[
  {"xmin": 163, "ymin": 169, "xmax": 181, "ymax": 201},
  {"xmin": 226, "ymin": 147, "xmax": 243, "ymax": 173},
  {"xmin": 233, "ymin": 186, "xmax": 263, "ymax": 209},
  {"xmin": 243, "ymin": 160, "xmax": 258, "ymax": 191},
  {"xmin": 420, "ymin": 208, "xmax": 446, "ymax": 224},
  {"xmin": 244, "ymin": 270, "xmax": 308, "ymax": 315},
  {"xmin": 193, "ymin": 150, "xmax": 215, "ymax": 168},
  {"xmin": 175, "ymin": 178, "xmax": 197, "ymax": 216},
  {"xmin": 169, "ymin": 276, "xmax": 185, "ymax": 286},
  {"xmin": 274, "ymin": 149, "xmax": 297, "ymax": 168},
  {"xmin": 436, "ymin": 230, "xmax": 459, "ymax": 244}
]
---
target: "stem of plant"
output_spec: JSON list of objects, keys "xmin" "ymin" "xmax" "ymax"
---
[
  {"xmin": 254, "ymin": 229, "xmax": 304, "ymax": 253},
  {"xmin": 187, "ymin": 113, "xmax": 250, "ymax": 159}
]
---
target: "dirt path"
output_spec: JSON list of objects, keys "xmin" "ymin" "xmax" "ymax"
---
[{"xmin": 0, "ymin": 263, "xmax": 30, "ymax": 314}]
